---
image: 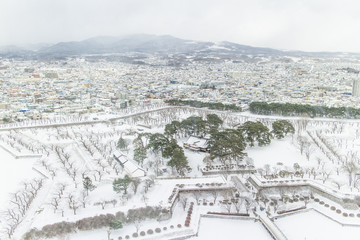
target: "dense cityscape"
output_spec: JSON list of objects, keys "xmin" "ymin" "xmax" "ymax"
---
[
  {"xmin": 2, "ymin": 1, "xmax": 360, "ymax": 239},
  {"xmin": 1, "ymin": 53, "xmax": 360, "ymax": 125},
  {"xmin": 1, "ymin": 45, "xmax": 360, "ymax": 240}
]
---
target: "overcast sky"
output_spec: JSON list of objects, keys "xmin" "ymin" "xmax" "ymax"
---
[{"xmin": 1, "ymin": 0, "xmax": 360, "ymax": 52}]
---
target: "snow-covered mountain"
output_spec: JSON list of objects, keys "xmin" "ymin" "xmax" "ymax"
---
[{"xmin": 0, "ymin": 34, "xmax": 354, "ymax": 59}]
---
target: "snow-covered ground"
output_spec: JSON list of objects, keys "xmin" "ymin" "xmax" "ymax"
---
[
  {"xmin": 0, "ymin": 147, "xmax": 39, "ymax": 208},
  {"xmin": 1, "ymin": 107, "xmax": 360, "ymax": 240},
  {"xmin": 190, "ymin": 217, "xmax": 272, "ymax": 240},
  {"xmin": 247, "ymin": 137, "xmax": 306, "ymax": 169},
  {"xmin": 276, "ymin": 209, "xmax": 360, "ymax": 240}
]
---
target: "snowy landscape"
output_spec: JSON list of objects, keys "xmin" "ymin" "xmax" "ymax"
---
[
  {"xmin": 1, "ymin": 105, "xmax": 360, "ymax": 240},
  {"xmin": 4, "ymin": 0, "xmax": 360, "ymax": 239}
]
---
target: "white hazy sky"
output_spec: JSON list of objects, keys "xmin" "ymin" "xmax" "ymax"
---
[{"xmin": 1, "ymin": 0, "xmax": 360, "ymax": 52}]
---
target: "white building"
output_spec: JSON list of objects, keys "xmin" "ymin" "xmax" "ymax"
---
[
  {"xmin": 183, "ymin": 135, "xmax": 210, "ymax": 152},
  {"xmin": 352, "ymin": 78, "xmax": 360, "ymax": 97},
  {"xmin": 113, "ymin": 150, "xmax": 146, "ymax": 178}
]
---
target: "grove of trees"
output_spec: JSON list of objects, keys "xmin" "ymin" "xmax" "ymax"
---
[
  {"xmin": 249, "ymin": 102, "xmax": 360, "ymax": 119},
  {"xmin": 151, "ymin": 114, "xmax": 295, "ymax": 169},
  {"xmin": 165, "ymin": 99, "xmax": 242, "ymax": 111}
]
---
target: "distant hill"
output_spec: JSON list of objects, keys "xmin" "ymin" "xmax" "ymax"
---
[
  {"xmin": 0, "ymin": 34, "xmax": 358, "ymax": 59},
  {"xmin": 27, "ymin": 34, "xmax": 287, "ymax": 57},
  {"xmin": 0, "ymin": 45, "xmax": 32, "ymax": 54},
  {"xmin": 37, "ymin": 34, "xmax": 213, "ymax": 56}
]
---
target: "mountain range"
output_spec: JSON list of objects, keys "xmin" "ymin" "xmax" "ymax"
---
[{"xmin": 0, "ymin": 34, "xmax": 356, "ymax": 59}]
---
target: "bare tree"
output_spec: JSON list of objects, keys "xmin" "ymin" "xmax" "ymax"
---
[
  {"xmin": 144, "ymin": 175, "xmax": 155, "ymax": 193},
  {"xmin": 336, "ymin": 167, "xmax": 341, "ymax": 176},
  {"xmin": 245, "ymin": 199, "xmax": 254, "ymax": 214},
  {"xmin": 203, "ymin": 154, "xmax": 212, "ymax": 167},
  {"xmin": 58, "ymin": 183, "xmax": 67, "ymax": 195},
  {"xmin": 354, "ymin": 178, "xmax": 360, "ymax": 192},
  {"xmin": 67, "ymin": 193, "xmax": 74, "ymax": 209},
  {"xmin": 316, "ymin": 157, "xmax": 323, "ymax": 169},
  {"xmin": 221, "ymin": 189, "xmax": 233, "ymax": 212},
  {"xmin": 222, "ymin": 201, "xmax": 232, "ymax": 213},
  {"xmin": 310, "ymin": 167, "xmax": 317, "ymax": 180},
  {"xmin": 81, "ymin": 170, "xmax": 90, "ymax": 179},
  {"xmin": 4, "ymin": 223, "xmax": 16, "ymax": 239},
  {"xmin": 80, "ymin": 191, "xmax": 88, "ymax": 208},
  {"xmin": 49, "ymin": 169, "xmax": 56, "ymax": 179},
  {"xmin": 297, "ymin": 119, "xmax": 309, "ymax": 133},
  {"xmin": 304, "ymin": 144, "xmax": 314, "ymax": 161},
  {"xmin": 179, "ymin": 196, "xmax": 188, "ymax": 210},
  {"xmin": 95, "ymin": 200, "xmax": 107, "ymax": 210},
  {"xmin": 70, "ymin": 199, "xmax": 79, "ymax": 215},
  {"xmin": 113, "ymin": 164, "xmax": 121, "ymax": 175},
  {"xmin": 342, "ymin": 159, "xmax": 359, "ymax": 187},
  {"xmin": 95, "ymin": 169, "xmax": 104, "ymax": 182},
  {"xmin": 5, "ymin": 208, "xmax": 21, "ymax": 225},
  {"xmin": 153, "ymin": 156, "xmax": 161, "ymax": 176},
  {"xmin": 297, "ymin": 136, "xmax": 309, "ymax": 155},
  {"xmin": 50, "ymin": 197, "xmax": 59, "ymax": 213},
  {"xmin": 193, "ymin": 190, "xmax": 201, "ymax": 205},
  {"xmin": 322, "ymin": 171, "xmax": 332, "ymax": 184},
  {"xmin": 333, "ymin": 180, "xmax": 343, "ymax": 190},
  {"xmin": 257, "ymin": 168, "xmax": 265, "ymax": 178},
  {"xmin": 107, "ymin": 199, "xmax": 117, "ymax": 207},
  {"xmin": 211, "ymin": 190, "xmax": 219, "ymax": 204},
  {"xmin": 141, "ymin": 193, "xmax": 148, "ymax": 206},
  {"xmin": 134, "ymin": 220, "xmax": 142, "ymax": 234},
  {"xmin": 264, "ymin": 164, "xmax": 271, "ymax": 175},
  {"xmin": 233, "ymin": 197, "xmax": 244, "ymax": 213},
  {"xmin": 131, "ymin": 178, "xmax": 141, "ymax": 194},
  {"xmin": 302, "ymin": 195, "xmax": 310, "ymax": 207}
]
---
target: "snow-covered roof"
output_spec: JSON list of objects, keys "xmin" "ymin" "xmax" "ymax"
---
[
  {"xmin": 184, "ymin": 136, "xmax": 208, "ymax": 149},
  {"xmin": 113, "ymin": 150, "xmax": 125, "ymax": 159},
  {"xmin": 113, "ymin": 150, "xmax": 146, "ymax": 178}
]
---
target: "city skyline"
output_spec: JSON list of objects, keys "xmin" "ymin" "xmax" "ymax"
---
[{"xmin": 1, "ymin": 0, "xmax": 360, "ymax": 52}]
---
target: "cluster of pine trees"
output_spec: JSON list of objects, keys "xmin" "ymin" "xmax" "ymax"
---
[
  {"xmin": 207, "ymin": 119, "xmax": 294, "ymax": 164},
  {"xmin": 165, "ymin": 99, "xmax": 242, "ymax": 111},
  {"xmin": 152, "ymin": 114, "xmax": 295, "ymax": 170},
  {"xmin": 250, "ymin": 102, "xmax": 360, "ymax": 119}
]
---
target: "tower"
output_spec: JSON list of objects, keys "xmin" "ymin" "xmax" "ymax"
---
[{"xmin": 352, "ymin": 78, "xmax": 360, "ymax": 97}]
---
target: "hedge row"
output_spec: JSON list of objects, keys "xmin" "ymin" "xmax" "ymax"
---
[
  {"xmin": 165, "ymin": 99, "xmax": 242, "ymax": 111},
  {"xmin": 23, "ymin": 206, "xmax": 166, "ymax": 240},
  {"xmin": 249, "ymin": 102, "xmax": 360, "ymax": 119}
]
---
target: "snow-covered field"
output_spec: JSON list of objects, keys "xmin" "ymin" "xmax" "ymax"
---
[
  {"xmin": 247, "ymin": 137, "xmax": 306, "ymax": 169},
  {"xmin": 0, "ymin": 147, "xmax": 39, "ymax": 208},
  {"xmin": 1, "ymin": 107, "xmax": 360, "ymax": 240},
  {"xmin": 191, "ymin": 217, "xmax": 272, "ymax": 240},
  {"xmin": 276, "ymin": 209, "xmax": 360, "ymax": 240}
]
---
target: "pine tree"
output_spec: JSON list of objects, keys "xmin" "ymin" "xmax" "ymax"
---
[
  {"xmin": 113, "ymin": 175, "xmax": 132, "ymax": 194},
  {"xmin": 117, "ymin": 136, "xmax": 128, "ymax": 150},
  {"xmin": 272, "ymin": 120, "xmax": 295, "ymax": 139},
  {"xmin": 239, "ymin": 121, "xmax": 271, "ymax": 147},
  {"xmin": 162, "ymin": 139, "xmax": 182, "ymax": 159},
  {"xmin": 206, "ymin": 114, "xmax": 223, "ymax": 131},
  {"xmin": 133, "ymin": 137, "xmax": 147, "ymax": 165},
  {"xmin": 109, "ymin": 219, "xmax": 123, "ymax": 229},
  {"xmin": 133, "ymin": 146, "xmax": 147, "ymax": 165},
  {"xmin": 147, "ymin": 133, "xmax": 169, "ymax": 153},
  {"xmin": 168, "ymin": 148, "xmax": 191, "ymax": 176},
  {"xmin": 209, "ymin": 129, "xmax": 246, "ymax": 164},
  {"xmin": 83, "ymin": 177, "xmax": 96, "ymax": 196}
]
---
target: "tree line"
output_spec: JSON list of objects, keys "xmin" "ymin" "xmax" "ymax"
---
[
  {"xmin": 249, "ymin": 102, "xmax": 360, "ymax": 119},
  {"xmin": 165, "ymin": 99, "xmax": 242, "ymax": 111},
  {"xmin": 23, "ymin": 206, "xmax": 165, "ymax": 240}
]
